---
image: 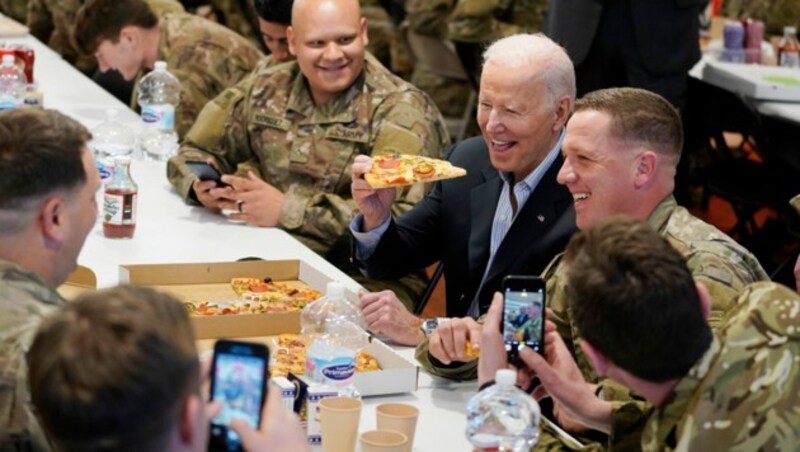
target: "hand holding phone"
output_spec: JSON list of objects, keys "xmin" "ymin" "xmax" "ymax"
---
[
  {"xmin": 208, "ymin": 340, "xmax": 269, "ymax": 452},
  {"xmin": 501, "ymin": 275, "xmax": 545, "ymax": 365},
  {"xmin": 186, "ymin": 160, "xmax": 229, "ymax": 188}
]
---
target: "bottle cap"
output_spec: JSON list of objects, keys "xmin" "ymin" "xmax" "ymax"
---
[
  {"xmin": 325, "ymin": 281, "xmax": 345, "ymax": 298},
  {"xmin": 495, "ymin": 368, "xmax": 516, "ymax": 386},
  {"xmin": 154, "ymin": 60, "xmax": 167, "ymax": 71}
]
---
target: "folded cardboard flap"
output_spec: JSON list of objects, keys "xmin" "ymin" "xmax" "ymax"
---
[{"xmin": 57, "ymin": 265, "xmax": 97, "ymax": 300}]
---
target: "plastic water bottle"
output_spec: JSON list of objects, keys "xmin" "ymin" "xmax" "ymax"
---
[
  {"xmin": 302, "ymin": 282, "xmax": 368, "ymax": 398},
  {"xmin": 137, "ymin": 60, "xmax": 180, "ymax": 161},
  {"xmin": 466, "ymin": 369, "xmax": 541, "ymax": 451},
  {"xmin": 0, "ymin": 54, "xmax": 25, "ymax": 110},
  {"xmin": 91, "ymin": 109, "xmax": 136, "ymax": 183}
]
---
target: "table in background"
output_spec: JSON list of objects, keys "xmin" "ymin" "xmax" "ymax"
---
[{"xmin": 1, "ymin": 33, "xmax": 477, "ymax": 451}]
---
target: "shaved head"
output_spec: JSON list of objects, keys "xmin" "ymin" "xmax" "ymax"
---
[{"xmin": 287, "ymin": 0, "xmax": 368, "ymax": 105}]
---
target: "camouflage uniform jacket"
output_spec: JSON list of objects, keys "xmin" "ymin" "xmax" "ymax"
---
[
  {"xmin": 0, "ymin": 260, "xmax": 65, "ymax": 452},
  {"xmin": 132, "ymin": 13, "xmax": 263, "ymax": 139},
  {"xmin": 641, "ymin": 282, "xmax": 800, "ymax": 451},
  {"xmin": 448, "ymin": 0, "xmax": 550, "ymax": 43},
  {"xmin": 548, "ymin": 194, "xmax": 770, "ymax": 450},
  {"xmin": 0, "ymin": 0, "xmax": 27, "ymax": 24},
  {"xmin": 26, "ymin": 0, "xmax": 185, "ymax": 75},
  {"xmin": 167, "ymin": 52, "xmax": 450, "ymax": 260}
]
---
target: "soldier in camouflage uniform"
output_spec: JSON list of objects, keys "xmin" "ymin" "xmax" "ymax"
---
[
  {"xmin": 448, "ymin": 0, "xmax": 549, "ymax": 44},
  {"xmin": 73, "ymin": 0, "xmax": 263, "ymax": 139},
  {"xmin": 167, "ymin": 0, "xmax": 449, "ymax": 307},
  {"xmin": 26, "ymin": 0, "xmax": 184, "ymax": 75},
  {"xmin": 0, "ymin": 0, "xmax": 26, "ymax": 23},
  {"xmin": 508, "ymin": 217, "xmax": 799, "ymax": 451},
  {"xmin": 208, "ymin": 0, "xmax": 264, "ymax": 50},
  {"xmin": 418, "ymin": 88, "xmax": 768, "ymax": 450},
  {"xmin": 253, "ymin": 0, "xmax": 294, "ymax": 67},
  {"xmin": 723, "ymin": 0, "xmax": 800, "ymax": 37},
  {"xmin": 0, "ymin": 109, "xmax": 101, "ymax": 452},
  {"xmin": 404, "ymin": 0, "xmax": 474, "ymax": 119}
]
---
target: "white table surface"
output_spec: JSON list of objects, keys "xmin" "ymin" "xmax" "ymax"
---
[
  {"xmin": 691, "ymin": 56, "xmax": 800, "ymax": 125},
  {"xmin": 2, "ymin": 33, "xmax": 477, "ymax": 451}
]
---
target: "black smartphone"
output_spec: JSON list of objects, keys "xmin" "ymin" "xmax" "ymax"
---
[
  {"xmin": 208, "ymin": 340, "xmax": 270, "ymax": 452},
  {"xmin": 186, "ymin": 160, "xmax": 228, "ymax": 187},
  {"xmin": 501, "ymin": 275, "xmax": 546, "ymax": 364}
]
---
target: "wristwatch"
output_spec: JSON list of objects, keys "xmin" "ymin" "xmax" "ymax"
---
[{"xmin": 420, "ymin": 317, "xmax": 450, "ymax": 337}]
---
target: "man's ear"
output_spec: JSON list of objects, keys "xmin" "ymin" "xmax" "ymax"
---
[
  {"xmin": 579, "ymin": 340, "xmax": 608, "ymax": 377},
  {"xmin": 39, "ymin": 197, "xmax": 66, "ymax": 249},
  {"xmin": 286, "ymin": 26, "xmax": 296, "ymax": 55},
  {"xmin": 178, "ymin": 394, "xmax": 202, "ymax": 447},
  {"xmin": 118, "ymin": 26, "xmax": 139, "ymax": 47},
  {"xmin": 632, "ymin": 151, "xmax": 657, "ymax": 188},
  {"xmin": 360, "ymin": 17, "xmax": 369, "ymax": 46},
  {"xmin": 553, "ymin": 95, "xmax": 573, "ymax": 131},
  {"xmin": 695, "ymin": 282, "xmax": 712, "ymax": 320}
]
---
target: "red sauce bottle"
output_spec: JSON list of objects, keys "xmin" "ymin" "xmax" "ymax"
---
[{"xmin": 103, "ymin": 156, "xmax": 138, "ymax": 238}]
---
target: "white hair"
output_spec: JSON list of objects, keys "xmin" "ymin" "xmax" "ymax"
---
[{"xmin": 482, "ymin": 33, "xmax": 576, "ymax": 105}]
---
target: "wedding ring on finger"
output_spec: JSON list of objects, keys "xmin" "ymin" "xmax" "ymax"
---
[{"xmin": 236, "ymin": 200, "xmax": 244, "ymax": 214}]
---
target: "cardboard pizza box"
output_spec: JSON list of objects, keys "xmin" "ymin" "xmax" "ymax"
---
[
  {"xmin": 57, "ymin": 265, "xmax": 97, "ymax": 300},
  {"xmin": 120, "ymin": 259, "xmax": 419, "ymax": 396},
  {"xmin": 119, "ymin": 259, "xmax": 333, "ymax": 339}
]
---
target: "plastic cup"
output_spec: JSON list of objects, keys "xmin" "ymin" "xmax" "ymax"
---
[
  {"xmin": 319, "ymin": 397, "xmax": 362, "ymax": 452},
  {"xmin": 376, "ymin": 403, "xmax": 419, "ymax": 452},
  {"xmin": 360, "ymin": 430, "xmax": 408, "ymax": 452}
]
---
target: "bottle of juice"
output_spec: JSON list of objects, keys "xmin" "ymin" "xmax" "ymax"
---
[
  {"xmin": 778, "ymin": 26, "xmax": 800, "ymax": 68},
  {"xmin": 103, "ymin": 156, "xmax": 138, "ymax": 239}
]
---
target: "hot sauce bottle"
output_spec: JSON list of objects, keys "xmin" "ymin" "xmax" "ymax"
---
[{"xmin": 103, "ymin": 156, "xmax": 137, "ymax": 238}]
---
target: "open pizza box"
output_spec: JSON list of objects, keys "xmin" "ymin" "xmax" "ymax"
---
[
  {"xmin": 57, "ymin": 265, "xmax": 97, "ymax": 300},
  {"xmin": 119, "ymin": 259, "xmax": 419, "ymax": 397}
]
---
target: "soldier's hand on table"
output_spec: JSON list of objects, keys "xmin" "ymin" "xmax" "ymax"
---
[
  {"xmin": 359, "ymin": 290, "xmax": 424, "ymax": 346},
  {"xmin": 519, "ymin": 327, "xmax": 611, "ymax": 434},
  {"xmin": 230, "ymin": 384, "xmax": 309, "ymax": 452},
  {"xmin": 351, "ymin": 155, "xmax": 396, "ymax": 231},
  {"xmin": 429, "ymin": 316, "xmax": 481, "ymax": 365},
  {"xmin": 221, "ymin": 172, "xmax": 285, "ymax": 227},
  {"xmin": 193, "ymin": 178, "xmax": 233, "ymax": 211}
]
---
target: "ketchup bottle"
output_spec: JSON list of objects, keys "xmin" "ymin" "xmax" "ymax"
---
[{"xmin": 103, "ymin": 156, "xmax": 138, "ymax": 238}]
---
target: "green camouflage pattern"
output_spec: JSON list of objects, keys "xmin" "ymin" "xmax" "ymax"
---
[
  {"xmin": 547, "ymin": 195, "xmax": 770, "ymax": 450},
  {"xmin": 406, "ymin": 0, "xmax": 455, "ymax": 39},
  {"xmin": 133, "ymin": 13, "xmax": 263, "ymax": 139},
  {"xmin": 410, "ymin": 65, "xmax": 473, "ymax": 118},
  {"xmin": 167, "ymin": 53, "xmax": 449, "ymax": 303},
  {"xmin": 0, "ymin": 0, "xmax": 27, "ymax": 23},
  {"xmin": 723, "ymin": 0, "xmax": 800, "ymax": 37},
  {"xmin": 642, "ymin": 282, "xmax": 800, "ymax": 451},
  {"xmin": 448, "ymin": 0, "xmax": 550, "ymax": 43},
  {"xmin": 208, "ymin": 0, "xmax": 263, "ymax": 50},
  {"xmin": 0, "ymin": 260, "xmax": 65, "ymax": 452},
  {"xmin": 26, "ymin": 0, "xmax": 185, "ymax": 75}
]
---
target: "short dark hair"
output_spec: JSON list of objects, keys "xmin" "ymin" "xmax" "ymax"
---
[
  {"xmin": 574, "ymin": 88, "xmax": 683, "ymax": 164},
  {"xmin": 74, "ymin": 0, "xmax": 159, "ymax": 56},
  {"xmin": 254, "ymin": 0, "xmax": 293, "ymax": 25},
  {"xmin": 28, "ymin": 286, "xmax": 199, "ymax": 452},
  {"xmin": 563, "ymin": 216, "xmax": 712, "ymax": 382},
  {"xmin": 0, "ymin": 109, "xmax": 90, "ymax": 232}
]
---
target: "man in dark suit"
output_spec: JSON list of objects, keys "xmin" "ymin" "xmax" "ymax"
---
[
  {"xmin": 546, "ymin": 0, "xmax": 709, "ymax": 108},
  {"xmin": 349, "ymin": 33, "xmax": 577, "ymax": 348}
]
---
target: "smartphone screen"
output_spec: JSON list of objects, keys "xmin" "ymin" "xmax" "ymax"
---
[
  {"xmin": 502, "ymin": 276, "xmax": 545, "ymax": 355},
  {"xmin": 208, "ymin": 340, "xmax": 269, "ymax": 452}
]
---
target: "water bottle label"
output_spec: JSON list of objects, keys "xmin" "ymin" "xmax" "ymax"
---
[
  {"xmin": 141, "ymin": 104, "xmax": 175, "ymax": 131},
  {"xmin": 103, "ymin": 192, "xmax": 137, "ymax": 225},
  {"xmin": 306, "ymin": 354, "xmax": 355, "ymax": 384},
  {"xmin": 0, "ymin": 98, "xmax": 18, "ymax": 110}
]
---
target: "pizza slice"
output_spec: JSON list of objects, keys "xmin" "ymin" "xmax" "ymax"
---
[{"xmin": 364, "ymin": 153, "xmax": 467, "ymax": 188}]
